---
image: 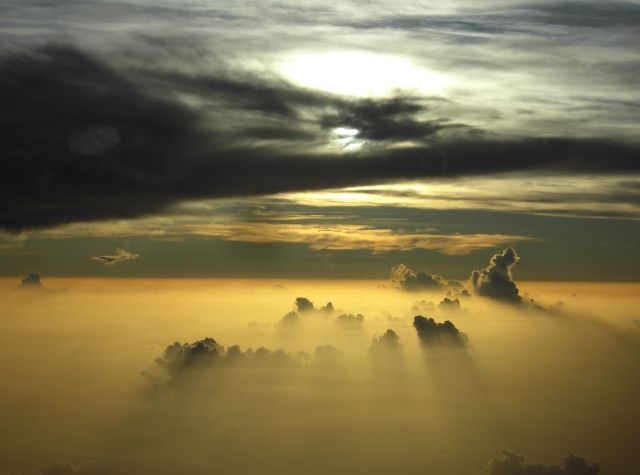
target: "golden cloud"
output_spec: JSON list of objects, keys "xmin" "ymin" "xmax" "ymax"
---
[
  {"xmin": 184, "ymin": 223, "xmax": 532, "ymax": 255},
  {"xmin": 39, "ymin": 220, "xmax": 531, "ymax": 255}
]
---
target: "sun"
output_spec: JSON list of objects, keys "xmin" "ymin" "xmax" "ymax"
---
[{"xmin": 279, "ymin": 50, "xmax": 452, "ymax": 97}]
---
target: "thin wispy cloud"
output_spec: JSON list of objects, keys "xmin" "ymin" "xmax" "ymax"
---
[
  {"xmin": 183, "ymin": 223, "xmax": 532, "ymax": 255},
  {"xmin": 47, "ymin": 221, "xmax": 531, "ymax": 256},
  {"xmin": 281, "ymin": 175, "xmax": 640, "ymax": 220},
  {"xmin": 91, "ymin": 249, "xmax": 139, "ymax": 266}
]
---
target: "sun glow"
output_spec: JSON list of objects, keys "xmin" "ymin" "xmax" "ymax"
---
[
  {"xmin": 279, "ymin": 51, "xmax": 452, "ymax": 97},
  {"xmin": 331, "ymin": 126, "xmax": 365, "ymax": 151}
]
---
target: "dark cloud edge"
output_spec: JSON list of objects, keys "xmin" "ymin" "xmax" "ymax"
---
[{"xmin": 1, "ymin": 43, "xmax": 638, "ymax": 233}]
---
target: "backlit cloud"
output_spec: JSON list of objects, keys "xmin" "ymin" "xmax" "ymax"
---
[
  {"xmin": 471, "ymin": 248, "xmax": 522, "ymax": 303},
  {"xmin": 19, "ymin": 272, "xmax": 42, "ymax": 288},
  {"xmin": 281, "ymin": 175, "xmax": 640, "ymax": 220},
  {"xmin": 91, "ymin": 249, "xmax": 139, "ymax": 266},
  {"xmin": 187, "ymin": 223, "xmax": 531, "ymax": 255},
  {"xmin": 413, "ymin": 315, "xmax": 468, "ymax": 347},
  {"xmin": 0, "ymin": 44, "xmax": 638, "ymax": 233},
  {"xmin": 486, "ymin": 449, "xmax": 600, "ymax": 475}
]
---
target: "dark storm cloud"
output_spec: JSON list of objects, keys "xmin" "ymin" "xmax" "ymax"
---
[
  {"xmin": 320, "ymin": 96, "xmax": 462, "ymax": 141},
  {"xmin": 1, "ymin": 44, "xmax": 639, "ymax": 232},
  {"xmin": 0, "ymin": 44, "xmax": 201, "ymax": 230},
  {"xmin": 413, "ymin": 315, "xmax": 468, "ymax": 347},
  {"xmin": 486, "ymin": 449, "xmax": 600, "ymax": 475},
  {"xmin": 471, "ymin": 248, "xmax": 522, "ymax": 303}
]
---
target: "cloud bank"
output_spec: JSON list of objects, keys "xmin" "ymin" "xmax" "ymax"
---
[
  {"xmin": 486, "ymin": 449, "xmax": 600, "ymax": 475},
  {"xmin": 1, "ymin": 44, "xmax": 638, "ymax": 232},
  {"xmin": 413, "ymin": 316, "xmax": 468, "ymax": 347}
]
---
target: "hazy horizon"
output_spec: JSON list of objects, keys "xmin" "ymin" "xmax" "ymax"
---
[{"xmin": 2, "ymin": 272, "xmax": 640, "ymax": 474}]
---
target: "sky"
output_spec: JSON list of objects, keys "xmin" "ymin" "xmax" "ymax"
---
[
  {"xmin": 1, "ymin": 0, "xmax": 639, "ymax": 280},
  {"xmin": 1, "ymin": 2, "xmax": 640, "ymax": 475}
]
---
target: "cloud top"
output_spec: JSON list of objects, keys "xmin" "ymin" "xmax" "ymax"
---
[
  {"xmin": 471, "ymin": 248, "xmax": 521, "ymax": 303},
  {"xmin": 413, "ymin": 315, "xmax": 468, "ymax": 347},
  {"xmin": 1, "ymin": 44, "xmax": 638, "ymax": 232}
]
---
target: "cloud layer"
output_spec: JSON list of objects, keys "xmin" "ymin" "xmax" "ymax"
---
[
  {"xmin": 487, "ymin": 450, "xmax": 600, "ymax": 475},
  {"xmin": 1, "ymin": 44, "xmax": 638, "ymax": 232},
  {"xmin": 91, "ymin": 249, "xmax": 139, "ymax": 266}
]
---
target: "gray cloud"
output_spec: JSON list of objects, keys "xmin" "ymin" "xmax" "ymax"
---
[
  {"xmin": 313, "ymin": 344, "xmax": 343, "ymax": 370},
  {"xmin": 320, "ymin": 302, "xmax": 334, "ymax": 313},
  {"xmin": 392, "ymin": 264, "xmax": 463, "ymax": 292},
  {"xmin": 471, "ymin": 248, "xmax": 522, "ymax": 303},
  {"xmin": 319, "ymin": 96, "xmax": 464, "ymax": 141},
  {"xmin": 155, "ymin": 337, "xmax": 225, "ymax": 380},
  {"xmin": 34, "ymin": 460, "xmax": 107, "ymax": 475},
  {"xmin": 1, "ymin": 44, "xmax": 639, "ymax": 232},
  {"xmin": 368, "ymin": 328, "xmax": 404, "ymax": 372},
  {"xmin": 413, "ymin": 315, "xmax": 468, "ymax": 347},
  {"xmin": 90, "ymin": 249, "xmax": 138, "ymax": 266},
  {"xmin": 391, "ymin": 264, "xmax": 446, "ymax": 290},
  {"xmin": 277, "ymin": 310, "xmax": 301, "ymax": 329},
  {"xmin": 20, "ymin": 272, "xmax": 42, "ymax": 288},
  {"xmin": 519, "ymin": 2, "xmax": 640, "ymax": 30},
  {"xmin": 335, "ymin": 313, "xmax": 365, "ymax": 329},
  {"xmin": 412, "ymin": 299, "xmax": 436, "ymax": 314},
  {"xmin": 486, "ymin": 449, "xmax": 600, "ymax": 475},
  {"xmin": 347, "ymin": 2, "xmax": 640, "ymax": 35},
  {"xmin": 148, "ymin": 336, "xmax": 355, "ymax": 389},
  {"xmin": 295, "ymin": 297, "xmax": 315, "ymax": 312},
  {"xmin": 438, "ymin": 297, "xmax": 461, "ymax": 311}
]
